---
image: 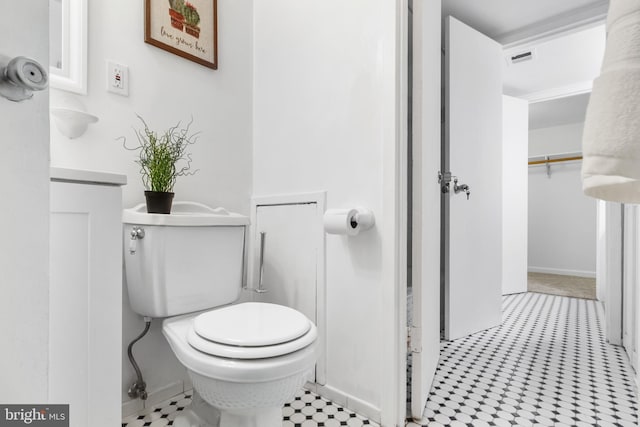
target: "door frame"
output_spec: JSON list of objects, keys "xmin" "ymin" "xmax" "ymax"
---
[
  {"xmin": 406, "ymin": 0, "xmax": 442, "ymax": 422},
  {"xmin": 250, "ymin": 191, "xmax": 327, "ymax": 385}
]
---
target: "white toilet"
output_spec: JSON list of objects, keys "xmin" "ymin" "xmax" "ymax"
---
[{"xmin": 123, "ymin": 202, "xmax": 317, "ymax": 427}]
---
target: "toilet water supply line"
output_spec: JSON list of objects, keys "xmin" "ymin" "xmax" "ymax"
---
[{"xmin": 127, "ymin": 316, "xmax": 152, "ymax": 400}]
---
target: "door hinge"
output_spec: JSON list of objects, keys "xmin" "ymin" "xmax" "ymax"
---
[{"xmin": 408, "ymin": 326, "xmax": 422, "ymax": 353}]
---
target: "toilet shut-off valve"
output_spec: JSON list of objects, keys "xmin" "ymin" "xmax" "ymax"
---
[{"xmin": 129, "ymin": 226, "xmax": 145, "ymax": 254}]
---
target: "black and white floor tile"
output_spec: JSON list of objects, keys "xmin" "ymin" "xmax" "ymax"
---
[
  {"xmin": 409, "ymin": 292, "xmax": 639, "ymax": 427},
  {"xmin": 122, "ymin": 388, "xmax": 379, "ymax": 427}
]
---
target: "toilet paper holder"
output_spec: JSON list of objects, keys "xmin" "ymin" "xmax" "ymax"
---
[
  {"xmin": 0, "ymin": 54, "xmax": 48, "ymax": 102},
  {"xmin": 323, "ymin": 207, "xmax": 375, "ymax": 236}
]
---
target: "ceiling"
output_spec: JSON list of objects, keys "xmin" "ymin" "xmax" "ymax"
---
[
  {"xmin": 502, "ymin": 24, "xmax": 605, "ymax": 100},
  {"xmin": 442, "ymin": 0, "xmax": 609, "ymax": 44}
]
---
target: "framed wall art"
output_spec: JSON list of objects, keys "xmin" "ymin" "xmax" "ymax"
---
[{"xmin": 145, "ymin": 0, "xmax": 218, "ymax": 69}]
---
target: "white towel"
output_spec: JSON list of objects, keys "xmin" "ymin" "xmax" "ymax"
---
[{"xmin": 582, "ymin": 0, "xmax": 640, "ymax": 202}]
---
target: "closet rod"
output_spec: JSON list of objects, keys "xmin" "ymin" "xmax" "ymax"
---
[
  {"xmin": 528, "ymin": 155, "xmax": 583, "ymax": 166},
  {"xmin": 528, "ymin": 151, "xmax": 583, "ymax": 165}
]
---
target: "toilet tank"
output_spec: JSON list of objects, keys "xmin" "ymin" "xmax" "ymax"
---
[{"xmin": 122, "ymin": 202, "xmax": 249, "ymax": 318}]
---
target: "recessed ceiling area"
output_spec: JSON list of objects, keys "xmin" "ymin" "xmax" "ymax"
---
[
  {"xmin": 442, "ymin": 0, "xmax": 609, "ymax": 43},
  {"xmin": 529, "ymin": 93, "xmax": 590, "ymax": 130}
]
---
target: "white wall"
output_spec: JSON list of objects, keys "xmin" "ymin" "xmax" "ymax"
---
[
  {"xmin": 0, "ymin": 0, "xmax": 50, "ymax": 402},
  {"xmin": 253, "ymin": 1, "xmax": 401, "ymax": 423},
  {"xmin": 502, "ymin": 96, "xmax": 528, "ymax": 294},
  {"xmin": 528, "ymin": 121, "xmax": 584, "ymax": 156},
  {"xmin": 48, "ymin": 0, "xmax": 254, "ymax": 405},
  {"xmin": 528, "ymin": 122, "xmax": 597, "ymax": 276}
]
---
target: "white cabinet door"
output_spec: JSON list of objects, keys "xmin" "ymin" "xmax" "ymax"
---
[
  {"xmin": 252, "ymin": 202, "xmax": 323, "ymax": 382},
  {"xmin": 50, "ymin": 181, "xmax": 122, "ymax": 427},
  {"xmin": 254, "ymin": 203, "xmax": 318, "ymax": 325}
]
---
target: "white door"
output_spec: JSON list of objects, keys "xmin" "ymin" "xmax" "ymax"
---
[
  {"xmin": 443, "ymin": 16, "xmax": 503, "ymax": 341},
  {"xmin": 409, "ymin": 0, "xmax": 442, "ymax": 420},
  {"xmin": 502, "ymin": 95, "xmax": 529, "ymax": 295}
]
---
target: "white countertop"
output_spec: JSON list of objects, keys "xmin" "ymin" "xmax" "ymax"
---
[{"xmin": 50, "ymin": 167, "xmax": 127, "ymax": 186}]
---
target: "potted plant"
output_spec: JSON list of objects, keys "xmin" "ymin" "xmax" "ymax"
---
[
  {"xmin": 168, "ymin": 0, "xmax": 186, "ymax": 31},
  {"xmin": 183, "ymin": 2, "xmax": 201, "ymax": 38},
  {"xmin": 121, "ymin": 115, "xmax": 199, "ymax": 214}
]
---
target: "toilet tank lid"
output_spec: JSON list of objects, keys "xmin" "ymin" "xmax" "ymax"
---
[{"xmin": 122, "ymin": 201, "xmax": 249, "ymax": 226}]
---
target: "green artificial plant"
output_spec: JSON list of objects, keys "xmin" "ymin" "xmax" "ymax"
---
[{"xmin": 121, "ymin": 115, "xmax": 199, "ymax": 193}]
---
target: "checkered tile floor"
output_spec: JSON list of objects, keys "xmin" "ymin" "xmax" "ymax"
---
[
  {"xmin": 409, "ymin": 292, "xmax": 639, "ymax": 427},
  {"xmin": 122, "ymin": 388, "xmax": 378, "ymax": 427}
]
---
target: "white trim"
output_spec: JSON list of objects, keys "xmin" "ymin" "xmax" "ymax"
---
[
  {"xmin": 50, "ymin": 0, "xmax": 88, "ymax": 94},
  {"xmin": 528, "ymin": 266, "xmax": 596, "ymax": 278},
  {"xmin": 252, "ymin": 191, "xmax": 327, "ymax": 207},
  {"xmin": 596, "ymin": 200, "xmax": 607, "ymax": 302},
  {"xmin": 386, "ymin": 0, "xmax": 409, "ymax": 426},
  {"xmin": 606, "ymin": 202, "xmax": 623, "ymax": 346},
  {"xmin": 499, "ymin": 2, "xmax": 608, "ymax": 47},
  {"xmin": 305, "ymin": 382, "xmax": 381, "ymax": 424},
  {"xmin": 249, "ymin": 191, "xmax": 327, "ymax": 385},
  {"xmin": 521, "ymin": 81, "xmax": 593, "ymax": 104}
]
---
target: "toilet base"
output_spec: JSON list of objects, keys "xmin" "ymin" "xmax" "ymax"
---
[
  {"xmin": 172, "ymin": 389, "xmax": 282, "ymax": 427},
  {"xmin": 173, "ymin": 390, "xmax": 220, "ymax": 427},
  {"xmin": 172, "ymin": 404, "xmax": 281, "ymax": 427},
  {"xmin": 219, "ymin": 407, "xmax": 281, "ymax": 427}
]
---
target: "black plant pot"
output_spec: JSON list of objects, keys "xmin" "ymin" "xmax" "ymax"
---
[{"xmin": 144, "ymin": 191, "xmax": 175, "ymax": 214}]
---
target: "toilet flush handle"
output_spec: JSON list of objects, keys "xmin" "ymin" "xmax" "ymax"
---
[{"xmin": 129, "ymin": 226, "xmax": 145, "ymax": 254}]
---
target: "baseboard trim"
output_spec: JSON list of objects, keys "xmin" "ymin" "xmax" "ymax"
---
[
  {"xmin": 305, "ymin": 382, "xmax": 381, "ymax": 424},
  {"xmin": 528, "ymin": 267, "xmax": 596, "ymax": 279},
  {"xmin": 122, "ymin": 381, "xmax": 191, "ymax": 418}
]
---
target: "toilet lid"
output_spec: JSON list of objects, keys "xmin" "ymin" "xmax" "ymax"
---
[
  {"xmin": 193, "ymin": 302, "xmax": 311, "ymax": 346},
  {"xmin": 188, "ymin": 303, "xmax": 317, "ymax": 359}
]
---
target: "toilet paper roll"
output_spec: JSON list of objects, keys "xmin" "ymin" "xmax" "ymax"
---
[{"xmin": 323, "ymin": 209, "xmax": 360, "ymax": 236}]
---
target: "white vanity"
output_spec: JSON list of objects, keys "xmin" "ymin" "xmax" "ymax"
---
[{"xmin": 49, "ymin": 168, "xmax": 126, "ymax": 427}]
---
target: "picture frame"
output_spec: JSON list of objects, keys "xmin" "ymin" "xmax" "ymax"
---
[{"xmin": 144, "ymin": 0, "xmax": 218, "ymax": 69}]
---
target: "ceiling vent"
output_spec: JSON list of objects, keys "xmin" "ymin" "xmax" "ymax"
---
[{"xmin": 507, "ymin": 48, "xmax": 536, "ymax": 65}]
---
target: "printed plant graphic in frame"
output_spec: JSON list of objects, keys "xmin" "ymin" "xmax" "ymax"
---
[{"xmin": 145, "ymin": 0, "xmax": 217, "ymax": 69}]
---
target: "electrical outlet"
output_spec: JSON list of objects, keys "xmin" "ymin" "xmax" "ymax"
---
[{"xmin": 107, "ymin": 60, "xmax": 129, "ymax": 96}]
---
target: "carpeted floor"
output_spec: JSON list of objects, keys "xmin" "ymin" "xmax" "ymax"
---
[{"xmin": 528, "ymin": 272, "xmax": 596, "ymax": 300}]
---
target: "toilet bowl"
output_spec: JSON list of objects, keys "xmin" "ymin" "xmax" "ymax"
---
[{"xmin": 162, "ymin": 302, "xmax": 317, "ymax": 427}]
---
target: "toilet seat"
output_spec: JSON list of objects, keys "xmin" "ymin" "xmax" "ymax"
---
[
  {"xmin": 187, "ymin": 302, "xmax": 317, "ymax": 359},
  {"xmin": 163, "ymin": 305, "xmax": 318, "ymax": 383}
]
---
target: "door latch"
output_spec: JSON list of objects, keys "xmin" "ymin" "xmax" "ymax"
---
[{"xmin": 438, "ymin": 171, "xmax": 452, "ymax": 194}]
